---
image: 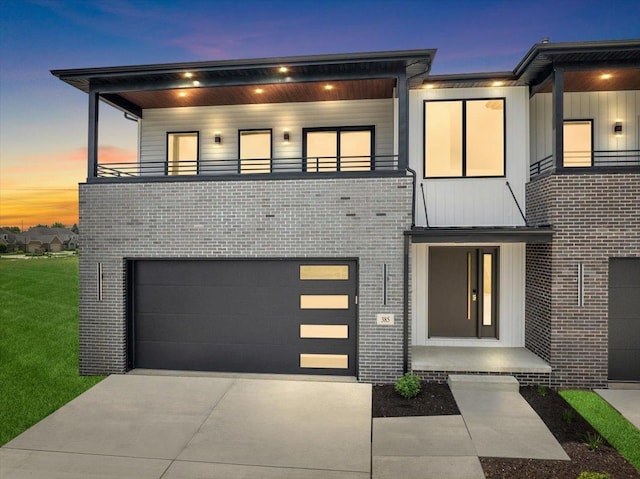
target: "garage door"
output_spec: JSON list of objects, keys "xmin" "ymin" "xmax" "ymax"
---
[
  {"xmin": 130, "ymin": 259, "xmax": 357, "ymax": 376},
  {"xmin": 608, "ymin": 258, "xmax": 640, "ymax": 381}
]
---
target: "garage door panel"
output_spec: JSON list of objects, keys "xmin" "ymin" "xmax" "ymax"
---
[
  {"xmin": 132, "ymin": 259, "xmax": 357, "ymax": 376},
  {"xmin": 609, "ymin": 349, "xmax": 640, "ymax": 382},
  {"xmin": 608, "ymin": 318, "xmax": 640, "ymax": 349},
  {"xmin": 609, "ymin": 287, "xmax": 640, "ymax": 317}
]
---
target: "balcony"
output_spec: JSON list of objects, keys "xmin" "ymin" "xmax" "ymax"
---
[{"xmin": 530, "ymin": 150, "xmax": 640, "ymax": 179}]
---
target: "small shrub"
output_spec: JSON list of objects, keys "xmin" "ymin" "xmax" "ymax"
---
[
  {"xmin": 537, "ymin": 384, "xmax": 548, "ymax": 396},
  {"xmin": 577, "ymin": 472, "xmax": 610, "ymax": 479},
  {"xmin": 395, "ymin": 373, "xmax": 421, "ymax": 399},
  {"xmin": 562, "ymin": 408, "xmax": 575, "ymax": 424},
  {"xmin": 584, "ymin": 431, "xmax": 604, "ymax": 451}
]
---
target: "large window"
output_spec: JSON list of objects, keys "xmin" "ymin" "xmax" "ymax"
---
[
  {"xmin": 167, "ymin": 132, "xmax": 198, "ymax": 175},
  {"xmin": 303, "ymin": 127, "xmax": 373, "ymax": 172},
  {"xmin": 424, "ymin": 99, "xmax": 505, "ymax": 178},
  {"xmin": 563, "ymin": 120, "xmax": 593, "ymax": 167},
  {"xmin": 239, "ymin": 129, "xmax": 272, "ymax": 174}
]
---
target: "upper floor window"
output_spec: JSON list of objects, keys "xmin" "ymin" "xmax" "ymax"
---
[
  {"xmin": 303, "ymin": 126, "xmax": 374, "ymax": 172},
  {"xmin": 239, "ymin": 129, "xmax": 272, "ymax": 174},
  {"xmin": 424, "ymin": 99, "xmax": 505, "ymax": 178},
  {"xmin": 167, "ymin": 132, "xmax": 198, "ymax": 175},
  {"xmin": 563, "ymin": 120, "xmax": 593, "ymax": 167}
]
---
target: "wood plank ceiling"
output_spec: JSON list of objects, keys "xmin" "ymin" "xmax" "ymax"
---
[
  {"xmin": 117, "ymin": 78, "xmax": 397, "ymax": 109},
  {"xmin": 538, "ymin": 68, "xmax": 640, "ymax": 92}
]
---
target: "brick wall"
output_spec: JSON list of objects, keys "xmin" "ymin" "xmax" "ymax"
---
[
  {"xmin": 526, "ymin": 173, "xmax": 640, "ymax": 388},
  {"xmin": 79, "ymin": 175, "xmax": 413, "ymax": 382}
]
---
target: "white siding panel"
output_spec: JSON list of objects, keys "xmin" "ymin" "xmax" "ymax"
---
[
  {"xmin": 411, "ymin": 243, "xmax": 525, "ymax": 347},
  {"xmin": 409, "ymin": 87, "xmax": 529, "ymax": 227},
  {"xmin": 140, "ymin": 99, "xmax": 394, "ymax": 172},
  {"xmin": 529, "ymin": 90, "xmax": 640, "ymax": 165}
]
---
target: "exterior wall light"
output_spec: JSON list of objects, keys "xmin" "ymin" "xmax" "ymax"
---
[
  {"xmin": 283, "ymin": 131, "xmax": 290, "ymax": 143},
  {"xmin": 214, "ymin": 133, "xmax": 222, "ymax": 144},
  {"xmin": 614, "ymin": 121, "xmax": 623, "ymax": 136}
]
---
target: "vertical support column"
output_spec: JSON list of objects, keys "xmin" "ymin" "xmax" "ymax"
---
[
  {"xmin": 551, "ymin": 67, "xmax": 564, "ymax": 171},
  {"xmin": 397, "ymin": 72, "xmax": 409, "ymax": 170},
  {"xmin": 88, "ymin": 90, "xmax": 99, "ymax": 179}
]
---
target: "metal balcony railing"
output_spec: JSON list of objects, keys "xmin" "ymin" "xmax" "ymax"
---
[
  {"xmin": 95, "ymin": 155, "xmax": 399, "ymax": 178},
  {"xmin": 529, "ymin": 150, "xmax": 640, "ymax": 178}
]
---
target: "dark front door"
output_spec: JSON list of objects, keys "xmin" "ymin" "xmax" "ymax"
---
[
  {"xmin": 428, "ymin": 247, "xmax": 498, "ymax": 338},
  {"xmin": 130, "ymin": 259, "xmax": 357, "ymax": 376},
  {"xmin": 608, "ymin": 258, "xmax": 640, "ymax": 381}
]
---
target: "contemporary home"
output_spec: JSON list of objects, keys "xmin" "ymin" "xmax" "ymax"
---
[{"xmin": 52, "ymin": 39, "xmax": 639, "ymax": 388}]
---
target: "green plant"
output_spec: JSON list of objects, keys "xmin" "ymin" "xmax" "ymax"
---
[
  {"xmin": 537, "ymin": 384, "xmax": 548, "ymax": 396},
  {"xmin": 562, "ymin": 408, "xmax": 575, "ymax": 424},
  {"xmin": 394, "ymin": 373, "xmax": 421, "ymax": 399},
  {"xmin": 584, "ymin": 431, "xmax": 604, "ymax": 451},
  {"xmin": 577, "ymin": 471, "xmax": 610, "ymax": 479}
]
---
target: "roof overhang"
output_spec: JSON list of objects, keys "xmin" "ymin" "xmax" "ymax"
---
[
  {"xmin": 406, "ymin": 226, "xmax": 553, "ymax": 244},
  {"xmin": 51, "ymin": 49, "xmax": 436, "ymax": 114}
]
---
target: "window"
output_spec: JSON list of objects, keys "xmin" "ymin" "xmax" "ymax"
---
[
  {"xmin": 239, "ymin": 129, "xmax": 272, "ymax": 174},
  {"xmin": 424, "ymin": 99, "xmax": 505, "ymax": 178},
  {"xmin": 167, "ymin": 132, "xmax": 198, "ymax": 175},
  {"xmin": 304, "ymin": 127, "xmax": 373, "ymax": 172},
  {"xmin": 563, "ymin": 120, "xmax": 593, "ymax": 167}
]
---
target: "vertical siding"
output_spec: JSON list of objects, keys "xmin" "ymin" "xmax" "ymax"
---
[
  {"xmin": 139, "ymin": 98, "xmax": 395, "ymax": 170},
  {"xmin": 529, "ymin": 90, "xmax": 640, "ymax": 164},
  {"xmin": 411, "ymin": 242, "xmax": 525, "ymax": 347},
  {"xmin": 409, "ymin": 86, "xmax": 529, "ymax": 227}
]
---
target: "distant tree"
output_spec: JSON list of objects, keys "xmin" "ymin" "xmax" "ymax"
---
[
  {"xmin": 71, "ymin": 224, "xmax": 79, "ymax": 234},
  {"xmin": 51, "ymin": 222, "xmax": 66, "ymax": 228},
  {"xmin": 34, "ymin": 224, "xmax": 49, "ymax": 228},
  {"xmin": 1, "ymin": 226, "xmax": 20, "ymax": 233},
  {"xmin": 0, "ymin": 244, "xmax": 7, "ymax": 253}
]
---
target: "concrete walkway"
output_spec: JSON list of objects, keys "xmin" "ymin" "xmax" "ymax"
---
[
  {"xmin": 595, "ymin": 389, "xmax": 640, "ymax": 430},
  {"xmin": 1, "ymin": 375, "xmax": 372, "ymax": 479}
]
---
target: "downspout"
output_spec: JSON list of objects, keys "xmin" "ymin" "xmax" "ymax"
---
[
  {"xmin": 403, "ymin": 167, "xmax": 417, "ymax": 374},
  {"xmin": 406, "ymin": 167, "xmax": 417, "ymax": 228}
]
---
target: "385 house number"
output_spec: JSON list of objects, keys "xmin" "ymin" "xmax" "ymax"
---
[{"xmin": 376, "ymin": 314, "xmax": 395, "ymax": 325}]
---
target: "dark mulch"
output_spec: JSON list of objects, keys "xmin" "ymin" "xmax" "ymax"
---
[
  {"xmin": 372, "ymin": 382, "xmax": 640, "ymax": 478},
  {"xmin": 372, "ymin": 382, "xmax": 459, "ymax": 417}
]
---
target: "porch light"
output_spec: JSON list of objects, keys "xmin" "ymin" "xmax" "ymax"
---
[
  {"xmin": 614, "ymin": 121, "xmax": 623, "ymax": 136},
  {"xmin": 423, "ymin": 83, "xmax": 435, "ymax": 89},
  {"xmin": 178, "ymin": 91, "xmax": 187, "ymax": 97},
  {"xmin": 184, "ymin": 72, "xmax": 193, "ymax": 78},
  {"xmin": 214, "ymin": 133, "xmax": 222, "ymax": 144},
  {"xmin": 283, "ymin": 131, "xmax": 290, "ymax": 143},
  {"xmin": 192, "ymin": 80, "xmax": 200, "ymax": 86},
  {"xmin": 324, "ymin": 84, "xmax": 334, "ymax": 91},
  {"xmin": 255, "ymin": 88, "xmax": 264, "ymax": 94},
  {"xmin": 492, "ymin": 81, "xmax": 505, "ymax": 87},
  {"xmin": 279, "ymin": 66, "xmax": 288, "ymax": 73},
  {"xmin": 600, "ymin": 73, "xmax": 612, "ymax": 80}
]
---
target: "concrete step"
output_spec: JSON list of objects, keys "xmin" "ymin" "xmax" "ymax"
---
[{"xmin": 448, "ymin": 374, "xmax": 519, "ymax": 392}]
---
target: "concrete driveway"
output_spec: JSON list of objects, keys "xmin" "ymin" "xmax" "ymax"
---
[{"xmin": 1, "ymin": 374, "xmax": 372, "ymax": 478}]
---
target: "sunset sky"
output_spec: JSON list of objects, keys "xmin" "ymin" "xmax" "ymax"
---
[{"xmin": 1, "ymin": 0, "xmax": 639, "ymax": 228}]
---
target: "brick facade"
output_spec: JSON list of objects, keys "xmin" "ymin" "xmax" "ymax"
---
[
  {"xmin": 79, "ymin": 175, "xmax": 413, "ymax": 383},
  {"xmin": 526, "ymin": 173, "xmax": 640, "ymax": 388}
]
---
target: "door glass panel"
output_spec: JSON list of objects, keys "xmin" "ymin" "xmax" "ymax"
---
[
  {"xmin": 300, "ymin": 265, "xmax": 349, "ymax": 280},
  {"xmin": 300, "ymin": 295, "xmax": 349, "ymax": 309},
  {"xmin": 340, "ymin": 130, "xmax": 371, "ymax": 171},
  {"xmin": 240, "ymin": 130, "xmax": 271, "ymax": 174},
  {"xmin": 300, "ymin": 354, "xmax": 348, "ymax": 368},
  {"xmin": 168, "ymin": 132, "xmax": 198, "ymax": 175},
  {"xmin": 483, "ymin": 253, "xmax": 493, "ymax": 326},
  {"xmin": 300, "ymin": 324, "xmax": 348, "ymax": 339},
  {"xmin": 563, "ymin": 121, "xmax": 592, "ymax": 167},
  {"xmin": 306, "ymin": 131, "xmax": 337, "ymax": 172}
]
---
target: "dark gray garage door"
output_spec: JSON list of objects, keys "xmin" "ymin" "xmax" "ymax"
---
[
  {"xmin": 130, "ymin": 259, "xmax": 357, "ymax": 376},
  {"xmin": 609, "ymin": 258, "xmax": 640, "ymax": 382}
]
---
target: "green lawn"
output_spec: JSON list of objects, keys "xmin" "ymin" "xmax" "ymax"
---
[
  {"xmin": 0, "ymin": 256, "xmax": 104, "ymax": 445},
  {"xmin": 561, "ymin": 390, "xmax": 640, "ymax": 471}
]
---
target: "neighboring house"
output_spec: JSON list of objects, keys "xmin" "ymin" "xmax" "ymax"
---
[
  {"xmin": 52, "ymin": 39, "xmax": 639, "ymax": 387},
  {"xmin": 0, "ymin": 228, "xmax": 21, "ymax": 252},
  {"xmin": 18, "ymin": 227, "xmax": 78, "ymax": 251}
]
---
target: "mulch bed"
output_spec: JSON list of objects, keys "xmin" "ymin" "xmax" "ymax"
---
[{"xmin": 372, "ymin": 383, "xmax": 640, "ymax": 478}]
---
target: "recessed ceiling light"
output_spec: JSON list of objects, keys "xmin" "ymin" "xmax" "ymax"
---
[
  {"xmin": 600, "ymin": 73, "xmax": 612, "ymax": 80},
  {"xmin": 423, "ymin": 83, "xmax": 435, "ymax": 89},
  {"xmin": 255, "ymin": 88, "xmax": 264, "ymax": 94},
  {"xmin": 492, "ymin": 81, "xmax": 505, "ymax": 87},
  {"xmin": 178, "ymin": 91, "xmax": 187, "ymax": 97},
  {"xmin": 192, "ymin": 80, "xmax": 200, "ymax": 86},
  {"xmin": 184, "ymin": 72, "xmax": 193, "ymax": 78},
  {"xmin": 279, "ymin": 66, "xmax": 288, "ymax": 73},
  {"xmin": 324, "ymin": 84, "xmax": 334, "ymax": 91}
]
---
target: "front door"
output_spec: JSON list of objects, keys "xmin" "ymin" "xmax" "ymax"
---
[{"xmin": 428, "ymin": 247, "xmax": 498, "ymax": 338}]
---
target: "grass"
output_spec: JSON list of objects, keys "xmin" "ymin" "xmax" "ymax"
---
[
  {"xmin": 561, "ymin": 389, "xmax": 640, "ymax": 471},
  {"xmin": 0, "ymin": 256, "xmax": 104, "ymax": 445}
]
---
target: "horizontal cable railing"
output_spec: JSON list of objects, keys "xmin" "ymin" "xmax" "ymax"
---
[
  {"xmin": 96, "ymin": 155, "xmax": 399, "ymax": 178},
  {"xmin": 530, "ymin": 150, "xmax": 640, "ymax": 178}
]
